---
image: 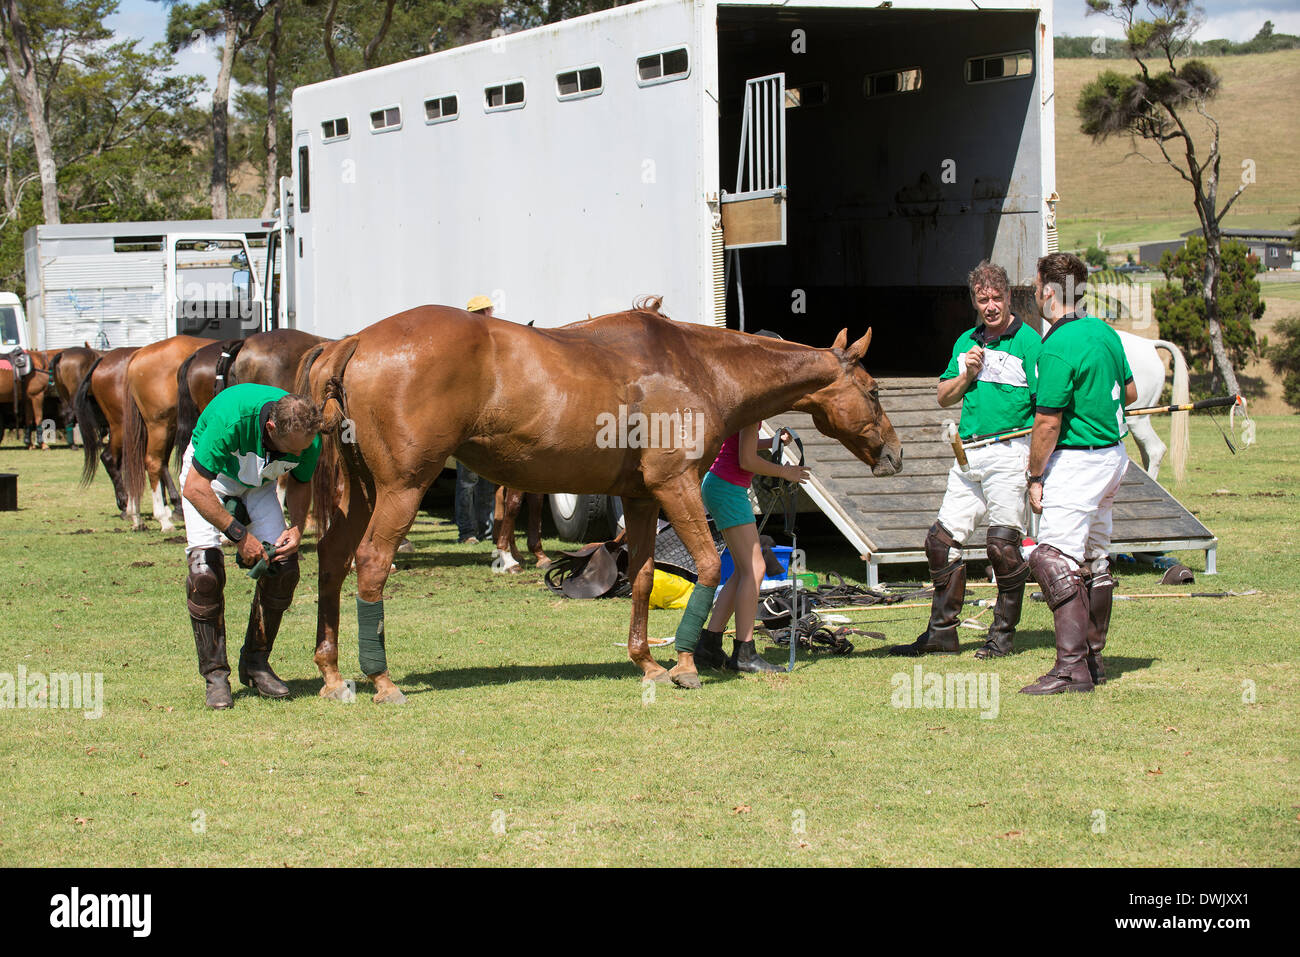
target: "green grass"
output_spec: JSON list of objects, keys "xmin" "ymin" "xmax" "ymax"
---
[
  {"xmin": 1260, "ymin": 282, "xmax": 1300, "ymax": 301},
  {"xmin": 0, "ymin": 420, "xmax": 1297, "ymax": 866}
]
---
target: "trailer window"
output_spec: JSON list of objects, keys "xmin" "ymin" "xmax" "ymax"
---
[
  {"xmin": 863, "ymin": 68, "xmax": 922, "ymax": 98},
  {"xmin": 637, "ymin": 47, "xmax": 689, "ymax": 86},
  {"xmin": 298, "ymin": 145, "xmax": 310, "ymax": 213},
  {"xmin": 785, "ymin": 82, "xmax": 828, "ymax": 109},
  {"xmin": 0, "ymin": 306, "xmax": 20, "ymax": 347},
  {"xmin": 485, "ymin": 81, "xmax": 525, "ymax": 112},
  {"xmin": 321, "ymin": 116, "xmax": 350, "ymax": 141},
  {"xmin": 113, "ymin": 236, "xmax": 164, "ymax": 252},
  {"xmin": 370, "ymin": 106, "xmax": 402, "ymax": 132},
  {"xmin": 424, "ymin": 94, "xmax": 459, "ymax": 124},
  {"xmin": 556, "ymin": 66, "xmax": 602, "ymax": 100},
  {"xmin": 966, "ymin": 51, "xmax": 1033, "ymax": 83}
]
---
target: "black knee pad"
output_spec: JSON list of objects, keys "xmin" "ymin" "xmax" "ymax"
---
[
  {"xmin": 1028, "ymin": 544, "xmax": 1083, "ymax": 611},
  {"xmin": 186, "ymin": 548, "xmax": 226, "ymax": 619},
  {"xmin": 260, "ymin": 553, "xmax": 300, "ymax": 611},
  {"xmin": 924, "ymin": 522, "xmax": 961, "ymax": 578},
  {"xmin": 986, "ymin": 525, "xmax": 1030, "ymax": 589}
]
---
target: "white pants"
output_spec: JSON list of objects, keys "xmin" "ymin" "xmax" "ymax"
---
[
  {"xmin": 1036, "ymin": 444, "xmax": 1129, "ymax": 565},
  {"xmin": 179, "ymin": 443, "xmax": 287, "ymax": 553},
  {"xmin": 936, "ymin": 436, "xmax": 1030, "ymax": 543}
]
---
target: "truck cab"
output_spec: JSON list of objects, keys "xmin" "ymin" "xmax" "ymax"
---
[{"xmin": 0, "ymin": 292, "xmax": 31, "ymax": 352}]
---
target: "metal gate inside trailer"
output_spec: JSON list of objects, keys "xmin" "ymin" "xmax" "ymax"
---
[{"xmin": 763, "ymin": 378, "xmax": 1218, "ymax": 586}]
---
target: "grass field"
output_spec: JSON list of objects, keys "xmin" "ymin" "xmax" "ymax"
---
[
  {"xmin": 0, "ymin": 420, "xmax": 1297, "ymax": 867},
  {"xmin": 1054, "ymin": 51, "xmax": 1300, "ymax": 251}
]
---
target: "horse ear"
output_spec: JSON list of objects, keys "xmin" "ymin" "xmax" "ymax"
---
[
  {"xmin": 831, "ymin": 328, "xmax": 848, "ymax": 351},
  {"xmin": 845, "ymin": 328, "xmax": 873, "ymax": 363}
]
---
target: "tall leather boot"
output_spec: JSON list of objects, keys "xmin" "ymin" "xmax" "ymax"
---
[
  {"xmin": 891, "ymin": 522, "xmax": 965, "ymax": 656},
  {"xmin": 976, "ymin": 525, "xmax": 1030, "ymax": 660},
  {"xmin": 239, "ymin": 553, "xmax": 297, "ymax": 698},
  {"xmin": 187, "ymin": 548, "xmax": 232, "ymax": 709},
  {"xmin": 1084, "ymin": 558, "xmax": 1114, "ymax": 685},
  {"xmin": 1021, "ymin": 544, "xmax": 1094, "ymax": 694},
  {"xmin": 694, "ymin": 628, "xmax": 727, "ymax": 669}
]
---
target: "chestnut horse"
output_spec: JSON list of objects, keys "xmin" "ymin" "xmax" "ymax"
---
[
  {"xmin": 174, "ymin": 328, "xmax": 328, "ymax": 462},
  {"xmin": 50, "ymin": 346, "xmax": 102, "ymax": 408},
  {"xmin": 1, "ymin": 349, "xmax": 53, "ymax": 447},
  {"xmin": 121, "ymin": 335, "xmax": 209, "ymax": 531},
  {"xmin": 74, "ymin": 347, "xmax": 147, "ymax": 515},
  {"xmin": 300, "ymin": 298, "xmax": 902, "ymax": 702}
]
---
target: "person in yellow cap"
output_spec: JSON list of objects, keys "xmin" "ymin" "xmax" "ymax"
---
[{"xmin": 456, "ymin": 295, "xmax": 497, "ymax": 542}]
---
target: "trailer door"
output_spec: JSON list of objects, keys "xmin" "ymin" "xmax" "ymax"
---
[{"xmin": 721, "ymin": 73, "xmax": 787, "ymax": 249}]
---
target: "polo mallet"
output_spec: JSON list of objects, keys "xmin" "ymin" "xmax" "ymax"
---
[
  {"xmin": 768, "ymin": 427, "xmax": 805, "ymax": 672},
  {"xmin": 944, "ymin": 421, "xmax": 968, "ymax": 472}
]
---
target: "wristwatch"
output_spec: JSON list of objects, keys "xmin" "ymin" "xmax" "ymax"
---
[
  {"xmin": 1026, "ymin": 472, "xmax": 1045, "ymax": 485},
  {"xmin": 225, "ymin": 520, "xmax": 247, "ymax": 543}
]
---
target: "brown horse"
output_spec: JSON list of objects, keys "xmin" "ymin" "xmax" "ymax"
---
[
  {"xmin": 50, "ymin": 346, "xmax": 102, "ymax": 408},
  {"xmin": 121, "ymin": 335, "xmax": 208, "ymax": 531},
  {"xmin": 174, "ymin": 329, "xmax": 327, "ymax": 463},
  {"xmin": 300, "ymin": 298, "xmax": 902, "ymax": 702},
  {"xmin": 492, "ymin": 487, "xmax": 551, "ymax": 572},
  {"xmin": 1, "ymin": 349, "xmax": 55, "ymax": 448},
  {"xmin": 74, "ymin": 347, "xmax": 145, "ymax": 515}
]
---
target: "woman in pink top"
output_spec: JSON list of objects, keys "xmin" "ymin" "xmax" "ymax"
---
[{"xmin": 682, "ymin": 423, "xmax": 809, "ymax": 681}]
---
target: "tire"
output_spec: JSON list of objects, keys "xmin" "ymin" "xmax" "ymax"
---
[{"xmin": 550, "ymin": 493, "xmax": 611, "ymax": 542}]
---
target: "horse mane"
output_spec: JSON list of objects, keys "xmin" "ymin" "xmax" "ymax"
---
[{"xmin": 632, "ymin": 294, "xmax": 667, "ymax": 318}]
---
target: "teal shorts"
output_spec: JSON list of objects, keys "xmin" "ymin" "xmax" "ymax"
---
[{"xmin": 702, "ymin": 471, "xmax": 755, "ymax": 531}]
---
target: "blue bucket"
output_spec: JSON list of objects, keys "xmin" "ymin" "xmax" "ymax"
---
[{"xmin": 718, "ymin": 545, "xmax": 792, "ymax": 586}]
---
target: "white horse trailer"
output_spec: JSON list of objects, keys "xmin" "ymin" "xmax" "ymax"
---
[
  {"xmin": 23, "ymin": 219, "xmax": 271, "ymax": 350},
  {"xmin": 286, "ymin": 0, "xmax": 1059, "ymax": 539}
]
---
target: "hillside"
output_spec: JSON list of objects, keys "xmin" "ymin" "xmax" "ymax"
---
[{"xmin": 1053, "ymin": 50, "xmax": 1300, "ymax": 249}]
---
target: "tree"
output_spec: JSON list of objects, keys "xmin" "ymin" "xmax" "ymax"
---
[
  {"xmin": 1085, "ymin": 244, "xmax": 1108, "ymax": 267},
  {"xmin": 1267, "ymin": 316, "xmax": 1300, "ymax": 411},
  {"xmin": 1079, "ymin": 0, "xmax": 1250, "ymax": 397},
  {"xmin": 1154, "ymin": 236, "xmax": 1263, "ymax": 391}
]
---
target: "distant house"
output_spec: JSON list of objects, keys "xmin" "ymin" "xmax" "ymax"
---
[{"xmin": 1139, "ymin": 227, "xmax": 1298, "ymax": 271}]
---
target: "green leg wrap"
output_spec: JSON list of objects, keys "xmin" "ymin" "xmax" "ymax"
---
[
  {"xmin": 357, "ymin": 597, "xmax": 387, "ymax": 676},
  {"xmin": 673, "ymin": 585, "xmax": 716, "ymax": 653}
]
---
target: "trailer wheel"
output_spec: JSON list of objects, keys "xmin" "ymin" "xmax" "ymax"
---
[{"xmin": 550, "ymin": 493, "xmax": 610, "ymax": 542}]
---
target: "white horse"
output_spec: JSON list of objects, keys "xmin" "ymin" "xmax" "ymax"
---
[{"xmin": 1041, "ymin": 319, "xmax": 1190, "ymax": 482}]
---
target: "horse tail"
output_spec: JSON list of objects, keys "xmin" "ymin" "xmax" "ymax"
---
[
  {"xmin": 308, "ymin": 337, "xmax": 362, "ymax": 535},
  {"xmin": 174, "ymin": 350, "xmax": 203, "ymax": 469},
  {"xmin": 1152, "ymin": 339, "xmax": 1190, "ymax": 482},
  {"xmin": 121, "ymin": 384, "xmax": 149, "ymax": 513},
  {"xmin": 215, "ymin": 337, "xmax": 245, "ymax": 392},
  {"xmin": 74, "ymin": 355, "xmax": 107, "ymax": 486}
]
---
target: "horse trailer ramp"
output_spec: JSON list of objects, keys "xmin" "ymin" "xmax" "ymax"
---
[{"xmin": 764, "ymin": 377, "xmax": 1217, "ymax": 586}]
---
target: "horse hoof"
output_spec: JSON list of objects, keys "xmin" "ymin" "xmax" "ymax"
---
[
  {"xmin": 397, "ymin": 539, "xmax": 414, "ymax": 554},
  {"xmin": 319, "ymin": 683, "xmax": 353, "ymax": 701},
  {"xmin": 670, "ymin": 669, "xmax": 702, "ymax": 690},
  {"xmin": 535, "ymin": 557, "xmax": 553, "ymax": 569},
  {"xmin": 640, "ymin": 666, "xmax": 672, "ymax": 684},
  {"xmin": 373, "ymin": 687, "xmax": 407, "ymax": 705}
]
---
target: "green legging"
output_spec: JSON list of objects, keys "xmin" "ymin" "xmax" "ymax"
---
[{"xmin": 673, "ymin": 584, "xmax": 716, "ymax": 653}]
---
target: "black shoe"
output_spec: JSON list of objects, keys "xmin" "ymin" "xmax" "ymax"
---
[
  {"xmin": 889, "ymin": 630, "xmax": 959, "ymax": 656},
  {"xmin": 726, "ymin": 639, "xmax": 781, "ymax": 673},
  {"xmin": 694, "ymin": 629, "xmax": 727, "ymax": 669}
]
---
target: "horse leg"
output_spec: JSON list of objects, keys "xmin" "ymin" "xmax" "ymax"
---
[
  {"xmin": 492, "ymin": 487, "xmax": 525, "ymax": 573},
  {"xmin": 144, "ymin": 424, "xmax": 175, "ymax": 532},
  {"xmin": 622, "ymin": 496, "xmax": 669, "ymax": 682},
  {"xmin": 1128, "ymin": 416, "xmax": 1164, "ymax": 480},
  {"xmin": 653, "ymin": 475, "xmax": 724, "ymax": 690},
  {"xmin": 315, "ymin": 482, "xmax": 369, "ymax": 700},
  {"xmin": 163, "ymin": 466, "xmax": 184, "ymax": 524},
  {"xmin": 353, "ymin": 485, "xmax": 425, "ymax": 703},
  {"xmin": 526, "ymin": 493, "xmax": 551, "ymax": 567}
]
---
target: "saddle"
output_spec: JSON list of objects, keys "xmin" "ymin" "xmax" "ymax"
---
[
  {"xmin": 3, "ymin": 348, "xmax": 31, "ymax": 379},
  {"xmin": 545, "ymin": 539, "xmax": 630, "ymax": 599}
]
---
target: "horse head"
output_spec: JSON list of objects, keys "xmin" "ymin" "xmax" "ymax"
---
[{"xmin": 795, "ymin": 329, "xmax": 903, "ymax": 476}]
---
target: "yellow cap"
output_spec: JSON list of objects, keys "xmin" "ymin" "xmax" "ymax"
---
[{"xmin": 466, "ymin": 295, "xmax": 493, "ymax": 313}]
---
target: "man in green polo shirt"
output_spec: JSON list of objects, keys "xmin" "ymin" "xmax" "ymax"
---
[
  {"xmin": 1022, "ymin": 252, "xmax": 1137, "ymax": 695},
  {"xmin": 892, "ymin": 260, "xmax": 1041, "ymax": 658},
  {"xmin": 179, "ymin": 383, "xmax": 322, "ymax": 709}
]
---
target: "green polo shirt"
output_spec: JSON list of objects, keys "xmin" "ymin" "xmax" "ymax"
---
[
  {"xmin": 940, "ymin": 317, "xmax": 1041, "ymax": 439},
  {"xmin": 1035, "ymin": 314, "xmax": 1134, "ymax": 448},
  {"xmin": 190, "ymin": 383, "xmax": 321, "ymax": 490}
]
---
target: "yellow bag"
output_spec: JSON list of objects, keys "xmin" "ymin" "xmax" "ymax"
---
[{"xmin": 650, "ymin": 569, "xmax": 695, "ymax": 609}]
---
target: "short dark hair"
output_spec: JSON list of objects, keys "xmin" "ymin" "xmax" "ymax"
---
[
  {"xmin": 1036, "ymin": 253, "xmax": 1088, "ymax": 310},
  {"xmin": 967, "ymin": 260, "xmax": 1010, "ymax": 299},
  {"xmin": 269, "ymin": 394, "xmax": 323, "ymax": 436}
]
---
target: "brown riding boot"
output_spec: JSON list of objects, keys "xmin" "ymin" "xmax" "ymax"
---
[
  {"xmin": 239, "ymin": 553, "xmax": 297, "ymax": 699},
  {"xmin": 892, "ymin": 524, "xmax": 966, "ymax": 656},
  {"xmin": 976, "ymin": 526, "xmax": 1030, "ymax": 660},
  {"xmin": 1021, "ymin": 544, "xmax": 1094, "ymax": 694},
  {"xmin": 187, "ymin": 548, "xmax": 232, "ymax": 709},
  {"xmin": 1084, "ymin": 559, "xmax": 1115, "ymax": 685}
]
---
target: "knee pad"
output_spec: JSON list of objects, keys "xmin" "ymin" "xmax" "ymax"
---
[
  {"xmin": 924, "ymin": 522, "xmax": 962, "ymax": 579},
  {"xmin": 1029, "ymin": 544, "xmax": 1083, "ymax": 611},
  {"xmin": 260, "ymin": 553, "xmax": 300, "ymax": 611},
  {"xmin": 986, "ymin": 525, "xmax": 1030, "ymax": 588},
  {"xmin": 186, "ymin": 548, "xmax": 226, "ymax": 619}
]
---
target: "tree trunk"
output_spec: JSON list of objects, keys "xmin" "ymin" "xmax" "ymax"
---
[
  {"xmin": 1, "ymin": 0, "xmax": 60, "ymax": 223},
  {"xmin": 323, "ymin": 0, "xmax": 341, "ymax": 78},
  {"xmin": 210, "ymin": 13, "xmax": 239, "ymax": 219},
  {"xmin": 1202, "ymin": 235, "xmax": 1242, "ymax": 397},
  {"xmin": 261, "ymin": 0, "xmax": 283, "ymax": 219}
]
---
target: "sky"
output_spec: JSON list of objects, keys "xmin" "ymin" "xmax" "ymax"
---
[{"xmin": 105, "ymin": 0, "xmax": 1300, "ymax": 98}]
